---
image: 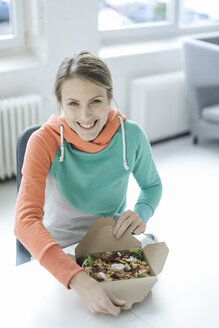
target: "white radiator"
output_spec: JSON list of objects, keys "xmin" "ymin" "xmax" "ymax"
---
[
  {"xmin": 130, "ymin": 71, "xmax": 189, "ymax": 142},
  {"xmin": 0, "ymin": 94, "xmax": 43, "ymax": 180}
]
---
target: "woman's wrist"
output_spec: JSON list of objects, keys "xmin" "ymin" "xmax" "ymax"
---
[{"xmin": 69, "ymin": 270, "xmax": 87, "ymax": 289}]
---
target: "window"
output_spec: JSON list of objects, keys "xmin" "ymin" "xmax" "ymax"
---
[
  {"xmin": 180, "ymin": 0, "xmax": 219, "ymax": 27},
  {"xmin": 0, "ymin": 0, "xmax": 13, "ymax": 36},
  {"xmin": 0, "ymin": 0, "xmax": 25, "ymax": 50},
  {"xmin": 99, "ymin": 0, "xmax": 171, "ymax": 31},
  {"xmin": 98, "ymin": 0, "xmax": 219, "ymax": 39}
]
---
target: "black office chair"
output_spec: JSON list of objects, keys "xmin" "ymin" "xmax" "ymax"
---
[{"xmin": 16, "ymin": 124, "xmax": 41, "ymax": 265}]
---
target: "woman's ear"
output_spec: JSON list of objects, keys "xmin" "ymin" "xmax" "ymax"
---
[
  {"xmin": 107, "ymin": 88, "xmax": 113, "ymax": 102},
  {"xmin": 110, "ymin": 88, "xmax": 113, "ymax": 99},
  {"xmin": 57, "ymin": 101, "xmax": 62, "ymax": 115}
]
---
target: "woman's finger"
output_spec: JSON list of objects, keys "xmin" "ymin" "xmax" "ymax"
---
[
  {"xmin": 128, "ymin": 219, "xmax": 141, "ymax": 233},
  {"xmin": 115, "ymin": 216, "xmax": 136, "ymax": 238},
  {"xmin": 133, "ymin": 222, "xmax": 146, "ymax": 234},
  {"xmin": 114, "ymin": 212, "xmax": 140, "ymax": 238},
  {"xmin": 105, "ymin": 289, "xmax": 126, "ymax": 307},
  {"xmin": 102, "ymin": 296, "xmax": 122, "ymax": 316},
  {"xmin": 114, "ymin": 210, "xmax": 132, "ymax": 235}
]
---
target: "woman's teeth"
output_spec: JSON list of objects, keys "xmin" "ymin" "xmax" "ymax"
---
[{"xmin": 78, "ymin": 120, "xmax": 97, "ymax": 129}]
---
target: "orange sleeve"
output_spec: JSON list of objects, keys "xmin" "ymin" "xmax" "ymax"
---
[{"xmin": 14, "ymin": 127, "xmax": 83, "ymax": 288}]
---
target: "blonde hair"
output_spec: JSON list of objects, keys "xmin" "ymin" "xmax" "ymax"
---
[{"xmin": 54, "ymin": 51, "xmax": 113, "ymax": 108}]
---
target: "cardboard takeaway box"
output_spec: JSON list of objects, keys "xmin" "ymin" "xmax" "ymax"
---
[{"xmin": 69, "ymin": 217, "xmax": 169, "ymax": 310}]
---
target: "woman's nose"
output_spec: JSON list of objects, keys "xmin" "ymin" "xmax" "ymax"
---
[{"xmin": 80, "ymin": 106, "xmax": 92, "ymax": 122}]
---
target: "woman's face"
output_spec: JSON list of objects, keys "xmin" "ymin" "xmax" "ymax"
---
[{"xmin": 61, "ymin": 77, "xmax": 111, "ymax": 141}]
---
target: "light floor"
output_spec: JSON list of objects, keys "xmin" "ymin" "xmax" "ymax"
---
[{"xmin": 0, "ymin": 135, "xmax": 219, "ymax": 327}]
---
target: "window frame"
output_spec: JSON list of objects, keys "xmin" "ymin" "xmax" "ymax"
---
[
  {"xmin": 0, "ymin": 0, "xmax": 25, "ymax": 50},
  {"xmin": 99, "ymin": 0, "xmax": 219, "ymax": 45}
]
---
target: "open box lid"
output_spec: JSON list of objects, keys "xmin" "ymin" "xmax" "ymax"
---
[
  {"xmin": 75, "ymin": 217, "xmax": 141, "ymax": 257},
  {"xmin": 143, "ymin": 242, "xmax": 169, "ymax": 275}
]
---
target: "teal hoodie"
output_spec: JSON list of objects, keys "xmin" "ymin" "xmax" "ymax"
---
[
  {"xmin": 15, "ymin": 110, "xmax": 162, "ymax": 289},
  {"xmin": 49, "ymin": 119, "xmax": 162, "ymax": 223}
]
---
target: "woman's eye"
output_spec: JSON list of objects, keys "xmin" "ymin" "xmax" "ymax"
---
[
  {"xmin": 69, "ymin": 102, "xmax": 78, "ymax": 106},
  {"xmin": 91, "ymin": 99, "xmax": 101, "ymax": 104}
]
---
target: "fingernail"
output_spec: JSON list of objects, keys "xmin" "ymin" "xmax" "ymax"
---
[{"xmin": 118, "ymin": 299, "xmax": 126, "ymax": 303}]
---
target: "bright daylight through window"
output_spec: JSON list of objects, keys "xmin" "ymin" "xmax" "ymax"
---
[
  {"xmin": 0, "ymin": 0, "xmax": 13, "ymax": 37},
  {"xmin": 99, "ymin": 0, "xmax": 171, "ymax": 30},
  {"xmin": 180, "ymin": 0, "xmax": 219, "ymax": 27},
  {"xmin": 98, "ymin": 0, "xmax": 219, "ymax": 31}
]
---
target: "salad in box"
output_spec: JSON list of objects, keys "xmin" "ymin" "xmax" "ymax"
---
[{"xmin": 69, "ymin": 217, "xmax": 169, "ymax": 310}]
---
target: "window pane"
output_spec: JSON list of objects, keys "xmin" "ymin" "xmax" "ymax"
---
[
  {"xmin": 180, "ymin": 0, "xmax": 219, "ymax": 27},
  {"xmin": 99, "ymin": 0, "xmax": 171, "ymax": 31},
  {"xmin": 0, "ymin": 0, "xmax": 13, "ymax": 36}
]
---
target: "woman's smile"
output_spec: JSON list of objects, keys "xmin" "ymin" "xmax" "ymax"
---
[
  {"xmin": 77, "ymin": 119, "xmax": 98, "ymax": 129},
  {"xmin": 61, "ymin": 78, "xmax": 110, "ymax": 141}
]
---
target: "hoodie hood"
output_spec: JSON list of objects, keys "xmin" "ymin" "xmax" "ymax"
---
[
  {"xmin": 46, "ymin": 107, "xmax": 129, "ymax": 170},
  {"xmin": 47, "ymin": 107, "xmax": 126, "ymax": 153}
]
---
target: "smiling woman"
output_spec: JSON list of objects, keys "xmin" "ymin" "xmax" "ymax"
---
[
  {"xmin": 54, "ymin": 51, "xmax": 114, "ymax": 141},
  {"xmin": 14, "ymin": 50, "xmax": 162, "ymax": 316},
  {"xmin": 61, "ymin": 78, "xmax": 109, "ymax": 141}
]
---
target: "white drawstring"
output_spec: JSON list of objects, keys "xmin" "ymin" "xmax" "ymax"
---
[
  {"xmin": 118, "ymin": 115, "xmax": 129, "ymax": 171},
  {"xmin": 59, "ymin": 125, "xmax": 65, "ymax": 162},
  {"xmin": 59, "ymin": 119, "xmax": 129, "ymax": 170}
]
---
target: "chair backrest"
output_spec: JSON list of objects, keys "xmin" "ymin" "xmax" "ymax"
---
[
  {"xmin": 183, "ymin": 39, "xmax": 219, "ymax": 118},
  {"xmin": 16, "ymin": 124, "xmax": 41, "ymax": 265},
  {"xmin": 183, "ymin": 38, "xmax": 219, "ymax": 88}
]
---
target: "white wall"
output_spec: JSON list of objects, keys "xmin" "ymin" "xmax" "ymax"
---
[
  {"xmin": 0, "ymin": 0, "xmax": 183, "ymax": 121},
  {"xmin": 104, "ymin": 48, "xmax": 182, "ymax": 116}
]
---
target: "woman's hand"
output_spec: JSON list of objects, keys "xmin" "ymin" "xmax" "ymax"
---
[
  {"xmin": 69, "ymin": 271, "xmax": 126, "ymax": 316},
  {"xmin": 114, "ymin": 210, "xmax": 146, "ymax": 239}
]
